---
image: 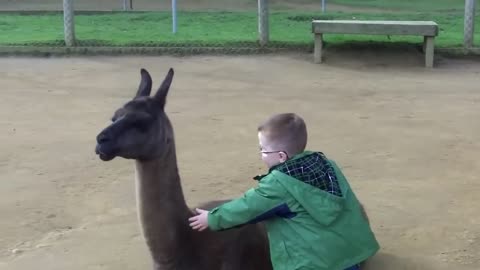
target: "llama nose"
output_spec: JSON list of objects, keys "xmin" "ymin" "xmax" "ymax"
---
[{"xmin": 97, "ymin": 132, "xmax": 111, "ymax": 144}]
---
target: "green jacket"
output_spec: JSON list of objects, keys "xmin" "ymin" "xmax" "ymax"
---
[{"xmin": 208, "ymin": 151, "xmax": 380, "ymax": 270}]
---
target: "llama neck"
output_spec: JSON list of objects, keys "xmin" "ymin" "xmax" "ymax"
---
[{"xmin": 134, "ymin": 150, "xmax": 192, "ymax": 268}]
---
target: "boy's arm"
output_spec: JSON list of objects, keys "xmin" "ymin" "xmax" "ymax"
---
[{"xmin": 207, "ymin": 176, "xmax": 291, "ymax": 231}]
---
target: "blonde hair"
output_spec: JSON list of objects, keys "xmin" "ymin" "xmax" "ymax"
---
[{"xmin": 257, "ymin": 113, "xmax": 307, "ymax": 157}]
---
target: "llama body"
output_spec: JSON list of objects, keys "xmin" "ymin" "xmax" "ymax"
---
[{"xmin": 95, "ymin": 68, "xmax": 272, "ymax": 270}]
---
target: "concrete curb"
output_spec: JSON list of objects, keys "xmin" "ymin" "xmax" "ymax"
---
[
  {"xmin": 437, "ymin": 47, "xmax": 480, "ymax": 56},
  {"xmin": 0, "ymin": 45, "xmax": 478, "ymax": 57},
  {"xmin": 0, "ymin": 46, "xmax": 311, "ymax": 57}
]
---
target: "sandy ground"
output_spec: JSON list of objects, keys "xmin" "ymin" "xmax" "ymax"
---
[{"xmin": 0, "ymin": 51, "xmax": 479, "ymax": 270}]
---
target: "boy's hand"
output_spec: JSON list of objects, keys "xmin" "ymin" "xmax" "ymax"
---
[{"xmin": 188, "ymin": 208, "xmax": 209, "ymax": 231}]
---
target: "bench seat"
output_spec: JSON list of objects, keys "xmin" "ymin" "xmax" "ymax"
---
[{"xmin": 311, "ymin": 20, "xmax": 439, "ymax": 67}]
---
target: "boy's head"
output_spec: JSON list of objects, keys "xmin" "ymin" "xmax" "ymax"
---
[{"xmin": 257, "ymin": 113, "xmax": 307, "ymax": 168}]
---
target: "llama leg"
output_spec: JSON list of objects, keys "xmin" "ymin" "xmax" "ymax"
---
[{"xmin": 221, "ymin": 225, "xmax": 272, "ymax": 270}]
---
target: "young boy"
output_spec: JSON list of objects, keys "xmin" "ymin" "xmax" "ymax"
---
[{"xmin": 188, "ymin": 113, "xmax": 380, "ymax": 270}]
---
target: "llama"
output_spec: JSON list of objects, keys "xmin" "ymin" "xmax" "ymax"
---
[{"xmin": 94, "ymin": 68, "xmax": 273, "ymax": 270}]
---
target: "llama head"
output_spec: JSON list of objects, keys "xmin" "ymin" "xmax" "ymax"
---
[{"xmin": 95, "ymin": 68, "xmax": 175, "ymax": 161}]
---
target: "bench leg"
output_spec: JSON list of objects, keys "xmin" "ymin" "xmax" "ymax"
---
[
  {"xmin": 314, "ymin": 33, "xmax": 323, "ymax": 64},
  {"xmin": 423, "ymin": 36, "xmax": 427, "ymax": 53},
  {"xmin": 424, "ymin": 36, "xmax": 435, "ymax": 68}
]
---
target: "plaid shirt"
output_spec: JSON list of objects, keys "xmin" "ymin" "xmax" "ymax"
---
[{"xmin": 260, "ymin": 151, "xmax": 343, "ymax": 197}]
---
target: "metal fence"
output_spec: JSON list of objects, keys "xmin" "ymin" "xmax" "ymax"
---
[
  {"xmin": 0, "ymin": 0, "xmax": 477, "ymax": 49},
  {"xmin": 0, "ymin": 0, "xmax": 260, "ymax": 12}
]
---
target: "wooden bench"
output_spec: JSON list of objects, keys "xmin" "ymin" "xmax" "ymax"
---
[{"xmin": 311, "ymin": 20, "xmax": 439, "ymax": 68}]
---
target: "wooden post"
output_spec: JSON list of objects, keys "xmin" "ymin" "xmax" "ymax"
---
[
  {"xmin": 464, "ymin": 0, "xmax": 476, "ymax": 48},
  {"xmin": 314, "ymin": 34, "xmax": 323, "ymax": 63},
  {"xmin": 258, "ymin": 0, "xmax": 269, "ymax": 46},
  {"xmin": 63, "ymin": 0, "xmax": 75, "ymax": 47},
  {"xmin": 424, "ymin": 36, "xmax": 435, "ymax": 68}
]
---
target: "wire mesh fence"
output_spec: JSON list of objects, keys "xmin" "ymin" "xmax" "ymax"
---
[
  {"xmin": 1, "ymin": 0, "xmax": 475, "ymax": 12},
  {"xmin": 0, "ymin": 0, "xmax": 478, "ymax": 50},
  {"xmin": 0, "ymin": 0, "xmax": 260, "ymax": 12}
]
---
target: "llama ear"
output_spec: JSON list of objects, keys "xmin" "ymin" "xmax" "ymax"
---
[
  {"xmin": 134, "ymin": 68, "xmax": 152, "ymax": 98},
  {"xmin": 153, "ymin": 68, "xmax": 174, "ymax": 109}
]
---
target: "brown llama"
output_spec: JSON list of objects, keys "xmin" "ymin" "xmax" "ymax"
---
[{"xmin": 94, "ymin": 68, "xmax": 273, "ymax": 270}]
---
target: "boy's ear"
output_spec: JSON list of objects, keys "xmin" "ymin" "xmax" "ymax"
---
[{"xmin": 279, "ymin": 151, "xmax": 289, "ymax": 162}]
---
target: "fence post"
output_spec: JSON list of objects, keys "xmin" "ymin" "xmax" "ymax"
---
[
  {"xmin": 464, "ymin": 0, "xmax": 476, "ymax": 48},
  {"xmin": 63, "ymin": 0, "xmax": 75, "ymax": 47},
  {"xmin": 172, "ymin": 0, "xmax": 177, "ymax": 33},
  {"xmin": 258, "ymin": 0, "xmax": 269, "ymax": 46},
  {"xmin": 123, "ymin": 0, "xmax": 132, "ymax": 11}
]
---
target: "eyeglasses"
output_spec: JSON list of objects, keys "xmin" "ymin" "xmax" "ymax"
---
[
  {"xmin": 259, "ymin": 146, "xmax": 289, "ymax": 158},
  {"xmin": 260, "ymin": 150, "xmax": 283, "ymax": 154}
]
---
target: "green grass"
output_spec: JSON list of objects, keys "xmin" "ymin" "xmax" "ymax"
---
[
  {"xmin": 0, "ymin": 11, "xmax": 479, "ymax": 48},
  {"xmin": 329, "ymin": 0, "xmax": 477, "ymax": 12}
]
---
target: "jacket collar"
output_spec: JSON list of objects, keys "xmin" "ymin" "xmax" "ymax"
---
[{"xmin": 253, "ymin": 150, "xmax": 316, "ymax": 181}]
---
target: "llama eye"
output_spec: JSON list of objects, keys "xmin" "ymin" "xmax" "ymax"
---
[
  {"xmin": 132, "ymin": 114, "xmax": 152, "ymax": 131},
  {"xmin": 135, "ymin": 120, "xmax": 149, "ymax": 130}
]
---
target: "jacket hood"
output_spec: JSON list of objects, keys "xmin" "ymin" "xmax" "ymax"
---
[{"xmin": 271, "ymin": 151, "xmax": 348, "ymax": 226}]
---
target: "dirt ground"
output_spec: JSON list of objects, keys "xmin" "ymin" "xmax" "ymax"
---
[{"xmin": 0, "ymin": 51, "xmax": 479, "ymax": 270}]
